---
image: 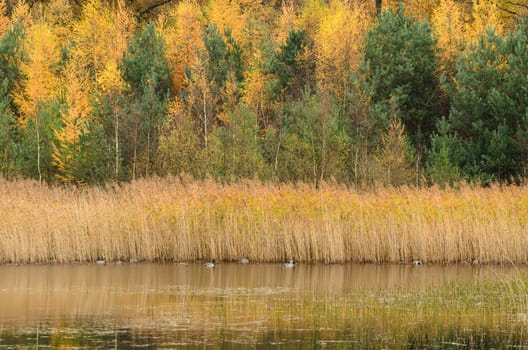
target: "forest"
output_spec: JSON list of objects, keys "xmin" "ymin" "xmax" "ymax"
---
[{"xmin": 1, "ymin": 0, "xmax": 528, "ymax": 187}]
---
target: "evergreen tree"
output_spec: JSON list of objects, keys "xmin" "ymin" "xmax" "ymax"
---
[
  {"xmin": 0, "ymin": 79, "xmax": 18, "ymax": 178},
  {"xmin": 426, "ymin": 118, "xmax": 460, "ymax": 187},
  {"xmin": 448, "ymin": 21, "xmax": 528, "ymax": 181},
  {"xmin": 268, "ymin": 29, "xmax": 307, "ymax": 100},
  {"xmin": 361, "ymin": 8, "xmax": 442, "ymax": 164},
  {"xmin": 0, "ymin": 21, "xmax": 25, "ymax": 115},
  {"xmin": 121, "ymin": 22, "xmax": 171, "ymax": 179}
]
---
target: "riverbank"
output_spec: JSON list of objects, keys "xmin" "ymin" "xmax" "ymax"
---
[{"xmin": 1, "ymin": 178, "xmax": 527, "ymax": 264}]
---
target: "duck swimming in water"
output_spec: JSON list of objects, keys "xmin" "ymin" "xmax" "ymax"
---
[
  {"xmin": 204, "ymin": 259, "xmax": 216, "ymax": 268},
  {"xmin": 413, "ymin": 259, "xmax": 422, "ymax": 266},
  {"xmin": 283, "ymin": 259, "xmax": 295, "ymax": 268}
]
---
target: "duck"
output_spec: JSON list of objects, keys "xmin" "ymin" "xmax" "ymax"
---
[
  {"xmin": 95, "ymin": 259, "xmax": 106, "ymax": 265},
  {"xmin": 204, "ymin": 259, "xmax": 216, "ymax": 268},
  {"xmin": 283, "ymin": 259, "xmax": 295, "ymax": 268},
  {"xmin": 412, "ymin": 259, "xmax": 422, "ymax": 266},
  {"xmin": 239, "ymin": 258, "xmax": 250, "ymax": 264}
]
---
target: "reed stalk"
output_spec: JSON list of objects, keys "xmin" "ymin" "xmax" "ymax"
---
[{"xmin": 0, "ymin": 177, "xmax": 527, "ymax": 264}]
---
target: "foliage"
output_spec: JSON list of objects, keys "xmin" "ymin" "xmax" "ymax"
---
[
  {"xmin": 0, "ymin": 79, "xmax": 18, "ymax": 178},
  {"xmin": 426, "ymin": 118, "xmax": 460, "ymax": 187},
  {"xmin": 373, "ymin": 115, "xmax": 415, "ymax": 186},
  {"xmin": 121, "ymin": 22, "xmax": 171, "ymax": 179},
  {"xmin": 156, "ymin": 99, "xmax": 207, "ymax": 177},
  {"xmin": 361, "ymin": 8, "xmax": 442, "ymax": 154},
  {"xmin": 209, "ymin": 105, "xmax": 267, "ymax": 180},
  {"xmin": 448, "ymin": 21, "xmax": 528, "ymax": 181},
  {"xmin": 268, "ymin": 28, "xmax": 307, "ymax": 100},
  {"xmin": 0, "ymin": 21, "xmax": 25, "ymax": 111},
  {"xmin": 263, "ymin": 90, "xmax": 351, "ymax": 184},
  {"xmin": 0, "ymin": 0, "xmax": 526, "ymax": 186}
]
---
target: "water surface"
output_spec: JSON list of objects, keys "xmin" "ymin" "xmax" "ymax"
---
[{"xmin": 0, "ymin": 263, "xmax": 526, "ymax": 349}]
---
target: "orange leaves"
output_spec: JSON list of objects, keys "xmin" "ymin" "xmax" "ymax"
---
[
  {"xmin": 73, "ymin": 0, "xmax": 135, "ymax": 81},
  {"xmin": 162, "ymin": 0, "xmax": 204, "ymax": 94},
  {"xmin": 0, "ymin": 2, "xmax": 8, "ymax": 38},
  {"xmin": 14, "ymin": 22, "xmax": 59, "ymax": 125},
  {"xmin": 374, "ymin": 117, "xmax": 415, "ymax": 187},
  {"xmin": 315, "ymin": 1, "xmax": 372, "ymax": 98},
  {"xmin": 207, "ymin": 0, "xmax": 246, "ymax": 42},
  {"xmin": 97, "ymin": 60, "xmax": 125, "ymax": 96},
  {"xmin": 471, "ymin": 0, "xmax": 504, "ymax": 39},
  {"xmin": 432, "ymin": 0, "xmax": 466, "ymax": 71},
  {"xmin": 52, "ymin": 64, "xmax": 91, "ymax": 184}
]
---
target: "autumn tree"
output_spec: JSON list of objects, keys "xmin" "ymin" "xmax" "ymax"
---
[
  {"xmin": 373, "ymin": 116, "xmax": 415, "ymax": 186},
  {"xmin": 264, "ymin": 90, "xmax": 350, "ymax": 184},
  {"xmin": 121, "ymin": 22, "xmax": 171, "ymax": 179},
  {"xmin": 431, "ymin": 0, "xmax": 466, "ymax": 75},
  {"xmin": 14, "ymin": 20, "xmax": 60, "ymax": 183},
  {"xmin": 52, "ymin": 61, "xmax": 110, "ymax": 184},
  {"xmin": 0, "ymin": 2, "xmax": 8, "ymax": 39},
  {"xmin": 185, "ymin": 24, "xmax": 244, "ymax": 149},
  {"xmin": 87, "ymin": 0, "xmax": 134, "ymax": 181},
  {"xmin": 206, "ymin": 0, "xmax": 246, "ymax": 42},
  {"xmin": 156, "ymin": 98, "xmax": 207, "ymax": 177},
  {"xmin": 315, "ymin": 0, "xmax": 371, "ymax": 107},
  {"xmin": 471, "ymin": 0, "xmax": 504, "ymax": 40},
  {"xmin": 162, "ymin": 0, "xmax": 204, "ymax": 94}
]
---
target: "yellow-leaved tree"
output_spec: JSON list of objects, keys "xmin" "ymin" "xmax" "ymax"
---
[
  {"xmin": 299, "ymin": 0, "xmax": 326, "ymax": 39},
  {"xmin": 402, "ymin": 0, "xmax": 439, "ymax": 20},
  {"xmin": 431, "ymin": 0, "xmax": 466, "ymax": 74},
  {"xmin": 274, "ymin": 1, "xmax": 298, "ymax": 45},
  {"xmin": 0, "ymin": 1, "xmax": 8, "ymax": 38},
  {"xmin": 14, "ymin": 20, "xmax": 59, "ymax": 183},
  {"xmin": 471, "ymin": 0, "xmax": 503, "ymax": 39},
  {"xmin": 10, "ymin": 1, "xmax": 31, "ymax": 28},
  {"xmin": 73, "ymin": 0, "xmax": 133, "ymax": 180},
  {"xmin": 73, "ymin": 0, "xmax": 134, "ymax": 83},
  {"xmin": 96, "ymin": 60, "xmax": 126, "ymax": 180},
  {"xmin": 52, "ymin": 62, "xmax": 91, "ymax": 184},
  {"xmin": 37, "ymin": 0, "xmax": 74, "ymax": 41},
  {"xmin": 207, "ymin": 0, "xmax": 246, "ymax": 41},
  {"xmin": 162, "ymin": 0, "xmax": 204, "ymax": 94},
  {"xmin": 380, "ymin": 0, "xmax": 438, "ymax": 20},
  {"xmin": 374, "ymin": 116, "xmax": 415, "ymax": 187},
  {"xmin": 315, "ymin": 0, "xmax": 372, "ymax": 105}
]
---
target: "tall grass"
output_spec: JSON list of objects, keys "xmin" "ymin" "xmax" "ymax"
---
[{"xmin": 1, "ymin": 177, "xmax": 527, "ymax": 264}]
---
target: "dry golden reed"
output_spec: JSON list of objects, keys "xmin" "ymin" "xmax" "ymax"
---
[{"xmin": 0, "ymin": 177, "xmax": 527, "ymax": 264}]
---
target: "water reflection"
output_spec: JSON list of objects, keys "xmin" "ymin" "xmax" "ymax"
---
[{"xmin": 0, "ymin": 263, "xmax": 525, "ymax": 349}]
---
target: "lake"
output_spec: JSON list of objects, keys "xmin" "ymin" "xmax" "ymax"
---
[{"xmin": 0, "ymin": 263, "xmax": 527, "ymax": 349}]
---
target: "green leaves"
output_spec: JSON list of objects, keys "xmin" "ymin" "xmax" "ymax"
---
[
  {"xmin": 362, "ymin": 8, "xmax": 441, "ymax": 151},
  {"xmin": 448, "ymin": 21, "xmax": 528, "ymax": 181}
]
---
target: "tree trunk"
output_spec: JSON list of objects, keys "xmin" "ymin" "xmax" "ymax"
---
[{"xmin": 114, "ymin": 102, "xmax": 119, "ymax": 180}]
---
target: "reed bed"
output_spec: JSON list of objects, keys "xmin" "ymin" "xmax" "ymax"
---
[{"xmin": 0, "ymin": 177, "xmax": 527, "ymax": 264}]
